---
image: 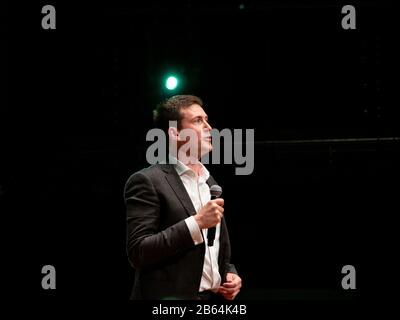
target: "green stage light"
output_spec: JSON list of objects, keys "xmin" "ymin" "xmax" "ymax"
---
[{"xmin": 165, "ymin": 76, "xmax": 178, "ymax": 90}]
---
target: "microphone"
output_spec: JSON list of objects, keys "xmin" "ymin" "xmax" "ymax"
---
[{"xmin": 208, "ymin": 185, "xmax": 223, "ymax": 247}]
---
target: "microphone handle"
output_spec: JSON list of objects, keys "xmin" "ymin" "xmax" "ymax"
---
[{"xmin": 207, "ymin": 195, "xmax": 217, "ymax": 246}]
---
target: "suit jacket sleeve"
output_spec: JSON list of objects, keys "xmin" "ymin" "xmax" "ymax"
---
[
  {"xmin": 125, "ymin": 171, "xmax": 196, "ymax": 269},
  {"xmin": 221, "ymin": 218, "xmax": 238, "ymax": 277}
]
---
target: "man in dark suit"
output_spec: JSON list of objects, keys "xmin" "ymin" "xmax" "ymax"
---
[{"xmin": 124, "ymin": 95, "xmax": 241, "ymax": 300}]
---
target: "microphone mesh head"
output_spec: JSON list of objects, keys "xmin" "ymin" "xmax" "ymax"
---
[{"xmin": 210, "ymin": 185, "xmax": 223, "ymax": 198}]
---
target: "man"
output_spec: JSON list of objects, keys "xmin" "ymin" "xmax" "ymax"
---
[{"xmin": 124, "ymin": 95, "xmax": 241, "ymax": 300}]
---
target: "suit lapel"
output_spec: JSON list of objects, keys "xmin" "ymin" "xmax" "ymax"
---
[
  {"xmin": 160, "ymin": 164, "xmax": 197, "ymax": 217},
  {"xmin": 159, "ymin": 164, "xmax": 221, "ymax": 221},
  {"xmin": 206, "ymin": 176, "xmax": 217, "ymax": 188}
]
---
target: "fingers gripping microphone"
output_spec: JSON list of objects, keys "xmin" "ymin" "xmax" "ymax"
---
[{"xmin": 208, "ymin": 185, "xmax": 222, "ymax": 247}]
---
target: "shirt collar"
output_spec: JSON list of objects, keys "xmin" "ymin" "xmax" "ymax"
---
[{"xmin": 168, "ymin": 154, "xmax": 210, "ymax": 181}]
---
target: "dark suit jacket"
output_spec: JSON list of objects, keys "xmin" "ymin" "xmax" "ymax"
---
[{"xmin": 124, "ymin": 163, "xmax": 237, "ymax": 300}]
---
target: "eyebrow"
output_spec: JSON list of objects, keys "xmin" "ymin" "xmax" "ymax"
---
[{"xmin": 191, "ymin": 115, "xmax": 208, "ymax": 121}]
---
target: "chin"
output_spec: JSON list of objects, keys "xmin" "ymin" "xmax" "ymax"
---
[
  {"xmin": 200, "ymin": 143, "xmax": 212, "ymax": 158},
  {"xmin": 204, "ymin": 141, "xmax": 213, "ymax": 150}
]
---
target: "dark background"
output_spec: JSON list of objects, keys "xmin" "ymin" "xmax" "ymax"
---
[{"xmin": 4, "ymin": 0, "xmax": 399, "ymax": 304}]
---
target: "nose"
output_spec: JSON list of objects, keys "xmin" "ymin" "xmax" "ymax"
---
[{"xmin": 204, "ymin": 120, "xmax": 212, "ymax": 130}]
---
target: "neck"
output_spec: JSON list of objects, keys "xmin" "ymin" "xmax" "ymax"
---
[
  {"xmin": 171, "ymin": 152, "xmax": 203, "ymax": 177},
  {"xmin": 179, "ymin": 155, "xmax": 202, "ymax": 176},
  {"xmin": 186, "ymin": 162, "xmax": 202, "ymax": 176}
]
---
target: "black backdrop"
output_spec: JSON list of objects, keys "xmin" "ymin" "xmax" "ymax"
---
[{"xmin": 3, "ymin": 0, "xmax": 399, "ymax": 307}]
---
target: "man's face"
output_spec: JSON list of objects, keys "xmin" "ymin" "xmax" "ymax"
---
[{"xmin": 178, "ymin": 104, "xmax": 212, "ymax": 159}]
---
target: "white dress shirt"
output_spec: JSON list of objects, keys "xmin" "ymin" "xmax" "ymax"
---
[{"xmin": 170, "ymin": 156, "xmax": 222, "ymax": 293}]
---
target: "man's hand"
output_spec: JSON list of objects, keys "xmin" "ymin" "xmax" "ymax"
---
[
  {"xmin": 194, "ymin": 198, "xmax": 224, "ymax": 229},
  {"xmin": 218, "ymin": 272, "xmax": 242, "ymax": 300}
]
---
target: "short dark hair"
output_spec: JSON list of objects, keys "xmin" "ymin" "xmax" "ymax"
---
[{"xmin": 153, "ymin": 95, "xmax": 203, "ymax": 133}]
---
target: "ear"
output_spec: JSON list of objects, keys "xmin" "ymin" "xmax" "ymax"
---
[{"xmin": 168, "ymin": 126, "xmax": 179, "ymax": 141}]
